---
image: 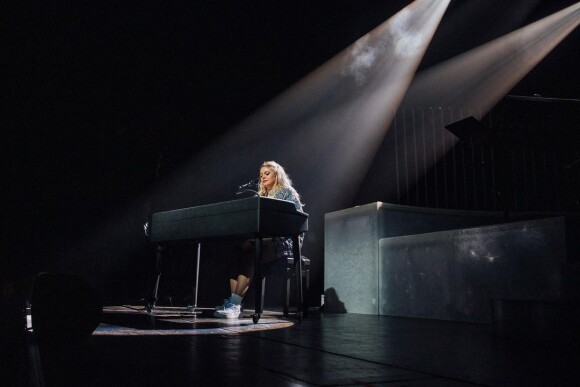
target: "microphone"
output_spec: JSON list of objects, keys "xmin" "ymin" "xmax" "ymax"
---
[{"xmin": 238, "ymin": 178, "xmax": 259, "ymax": 190}]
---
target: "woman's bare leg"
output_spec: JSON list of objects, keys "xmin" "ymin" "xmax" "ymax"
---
[
  {"xmin": 233, "ymin": 275, "xmax": 251, "ymax": 298},
  {"xmin": 229, "ymin": 279, "xmax": 237, "ymax": 294}
]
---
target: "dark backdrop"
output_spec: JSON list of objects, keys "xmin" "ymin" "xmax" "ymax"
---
[{"xmin": 3, "ymin": 0, "xmax": 579, "ymax": 306}]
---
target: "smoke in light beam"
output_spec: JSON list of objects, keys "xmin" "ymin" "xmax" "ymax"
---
[
  {"xmin": 56, "ymin": 0, "xmax": 451, "ymax": 287},
  {"xmin": 385, "ymin": 1, "xmax": 580, "ymax": 207},
  {"xmin": 403, "ymin": 0, "xmax": 580, "ymax": 117},
  {"xmin": 153, "ymin": 0, "xmax": 450, "ymax": 217}
]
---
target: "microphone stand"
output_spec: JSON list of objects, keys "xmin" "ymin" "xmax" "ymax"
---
[{"xmin": 236, "ymin": 189, "xmax": 259, "ymax": 197}]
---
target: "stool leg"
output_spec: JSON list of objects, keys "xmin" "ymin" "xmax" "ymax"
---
[
  {"xmin": 303, "ymin": 268, "xmax": 310, "ymax": 317},
  {"xmin": 283, "ymin": 268, "xmax": 291, "ymax": 317},
  {"xmin": 260, "ymin": 276, "xmax": 266, "ymax": 314},
  {"xmin": 291, "ymin": 236, "xmax": 303, "ymax": 320}
]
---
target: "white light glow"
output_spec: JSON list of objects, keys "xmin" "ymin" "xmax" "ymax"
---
[
  {"xmin": 56, "ymin": 1, "xmax": 452, "ymax": 282},
  {"xmin": 404, "ymin": 1, "xmax": 580, "ymax": 116},
  {"xmin": 392, "ymin": 1, "xmax": 580, "ymax": 202},
  {"xmin": 152, "ymin": 0, "xmax": 451, "ymax": 218}
]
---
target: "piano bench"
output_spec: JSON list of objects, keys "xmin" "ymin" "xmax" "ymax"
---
[{"xmin": 263, "ymin": 256, "xmax": 310, "ymax": 318}]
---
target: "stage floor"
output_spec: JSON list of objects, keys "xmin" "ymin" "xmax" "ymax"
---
[{"xmin": 32, "ymin": 306, "xmax": 580, "ymax": 386}]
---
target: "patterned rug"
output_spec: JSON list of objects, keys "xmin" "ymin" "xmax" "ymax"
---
[{"xmin": 93, "ymin": 305, "xmax": 294, "ymax": 336}]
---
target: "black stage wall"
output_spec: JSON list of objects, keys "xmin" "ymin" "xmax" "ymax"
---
[{"xmin": 3, "ymin": 1, "xmax": 579, "ymax": 308}]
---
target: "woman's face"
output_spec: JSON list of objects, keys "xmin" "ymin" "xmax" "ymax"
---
[{"xmin": 260, "ymin": 167, "xmax": 276, "ymax": 190}]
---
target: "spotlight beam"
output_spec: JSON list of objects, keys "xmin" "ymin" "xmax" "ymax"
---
[
  {"xmin": 56, "ymin": 1, "xmax": 451, "ymax": 289},
  {"xmin": 380, "ymin": 1, "xmax": 580, "ymax": 207},
  {"xmin": 404, "ymin": 1, "xmax": 580, "ymax": 117},
  {"xmin": 153, "ymin": 0, "xmax": 451, "ymax": 215}
]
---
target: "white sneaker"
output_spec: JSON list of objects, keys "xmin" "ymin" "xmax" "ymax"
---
[
  {"xmin": 215, "ymin": 299, "xmax": 232, "ymax": 311},
  {"xmin": 213, "ymin": 303, "xmax": 241, "ymax": 319}
]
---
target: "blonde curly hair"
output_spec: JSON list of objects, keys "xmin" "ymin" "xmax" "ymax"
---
[{"xmin": 258, "ymin": 161, "xmax": 301, "ymax": 202}]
